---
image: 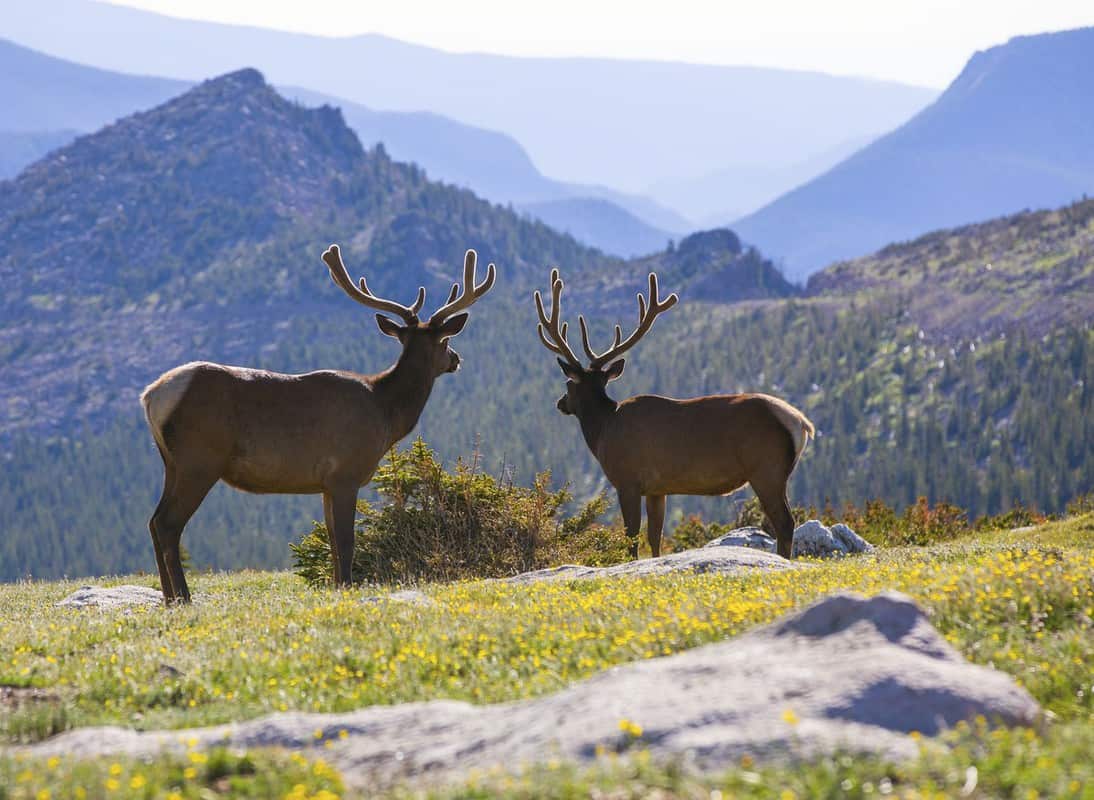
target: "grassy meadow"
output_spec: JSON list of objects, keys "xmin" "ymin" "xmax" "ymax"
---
[{"xmin": 1, "ymin": 513, "xmax": 1092, "ymax": 798}]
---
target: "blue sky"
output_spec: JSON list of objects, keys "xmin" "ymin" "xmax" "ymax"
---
[{"xmin": 103, "ymin": 0, "xmax": 1094, "ymax": 87}]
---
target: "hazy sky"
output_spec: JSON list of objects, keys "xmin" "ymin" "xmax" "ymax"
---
[{"xmin": 102, "ymin": 0, "xmax": 1094, "ymax": 87}]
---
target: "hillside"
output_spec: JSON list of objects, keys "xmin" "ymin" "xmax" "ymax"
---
[
  {"xmin": 736, "ymin": 27, "xmax": 1094, "ymax": 280},
  {"xmin": 0, "ymin": 0, "xmax": 936, "ymax": 211},
  {"xmin": 0, "ymin": 72, "xmax": 1089, "ymax": 582},
  {"xmin": 0, "ymin": 129, "xmax": 77, "ymax": 179},
  {"xmin": 520, "ymin": 197, "xmax": 672, "ymax": 259}
]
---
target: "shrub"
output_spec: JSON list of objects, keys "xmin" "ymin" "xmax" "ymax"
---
[
  {"xmin": 667, "ymin": 515, "xmax": 732, "ymax": 551},
  {"xmin": 291, "ymin": 439, "xmax": 626, "ymax": 585}
]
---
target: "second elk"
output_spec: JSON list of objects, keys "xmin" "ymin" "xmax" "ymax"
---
[{"xmin": 534, "ymin": 270, "xmax": 814, "ymax": 559}]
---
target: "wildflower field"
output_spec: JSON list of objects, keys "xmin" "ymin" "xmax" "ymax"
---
[{"xmin": 1, "ymin": 513, "xmax": 1092, "ymax": 798}]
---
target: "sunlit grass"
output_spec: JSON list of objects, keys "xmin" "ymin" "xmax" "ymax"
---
[{"xmin": 0, "ymin": 514, "xmax": 1091, "ymax": 797}]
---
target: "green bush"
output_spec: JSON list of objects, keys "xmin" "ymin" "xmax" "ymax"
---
[{"xmin": 291, "ymin": 439, "xmax": 626, "ymax": 585}]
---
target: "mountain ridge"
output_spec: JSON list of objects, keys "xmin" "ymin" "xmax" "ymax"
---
[{"xmin": 734, "ymin": 26, "xmax": 1094, "ymax": 280}]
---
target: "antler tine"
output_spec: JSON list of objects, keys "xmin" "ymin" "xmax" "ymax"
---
[
  {"xmin": 533, "ymin": 270, "xmax": 582, "ymax": 366},
  {"xmin": 322, "ymin": 244, "xmax": 423, "ymax": 325},
  {"xmin": 587, "ymin": 271, "xmax": 679, "ymax": 368},
  {"xmin": 577, "ymin": 315, "xmax": 622, "ymax": 363},
  {"xmin": 428, "ymin": 249, "xmax": 497, "ymax": 324}
]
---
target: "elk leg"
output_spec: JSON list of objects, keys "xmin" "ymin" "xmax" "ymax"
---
[
  {"xmin": 619, "ymin": 488, "xmax": 643, "ymax": 559},
  {"xmin": 646, "ymin": 495, "xmax": 666, "ymax": 557},
  {"xmin": 324, "ymin": 489, "xmax": 358, "ymax": 587},
  {"xmin": 151, "ymin": 471, "xmax": 217, "ymax": 604},
  {"xmin": 753, "ymin": 482, "xmax": 796, "ymax": 559},
  {"xmin": 149, "ymin": 463, "xmax": 177, "ymax": 602}
]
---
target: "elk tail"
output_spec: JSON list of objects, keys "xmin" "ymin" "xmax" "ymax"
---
[{"xmin": 764, "ymin": 395, "xmax": 815, "ymax": 469}]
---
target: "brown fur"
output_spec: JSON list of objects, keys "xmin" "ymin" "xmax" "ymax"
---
[
  {"xmin": 141, "ymin": 246, "xmax": 494, "ymax": 603},
  {"xmin": 536, "ymin": 271, "xmax": 813, "ymax": 559}
]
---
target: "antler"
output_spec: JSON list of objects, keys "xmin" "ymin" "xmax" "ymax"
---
[
  {"xmin": 582, "ymin": 273, "xmax": 678, "ymax": 368},
  {"xmin": 534, "ymin": 268, "xmax": 582, "ymax": 367},
  {"xmin": 428, "ymin": 249, "xmax": 496, "ymax": 324},
  {"xmin": 322, "ymin": 244, "xmax": 425, "ymax": 325}
]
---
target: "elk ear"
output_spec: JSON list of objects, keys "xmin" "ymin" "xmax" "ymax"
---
[
  {"xmin": 436, "ymin": 312, "xmax": 469, "ymax": 340},
  {"xmin": 557, "ymin": 357, "xmax": 583, "ymax": 381},
  {"xmin": 604, "ymin": 359, "xmax": 626, "ymax": 381},
  {"xmin": 375, "ymin": 314, "xmax": 406, "ymax": 339}
]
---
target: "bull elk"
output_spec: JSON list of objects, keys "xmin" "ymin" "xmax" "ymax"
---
[
  {"xmin": 534, "ymin": 269, "xmax": 813, "ymax": 559},
  {"xmin": 140, "ymin": 245, "xmax": 495, "ymax": 603}
]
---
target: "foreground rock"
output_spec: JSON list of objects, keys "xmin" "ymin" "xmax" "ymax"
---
[
  {"xmin": 21, "ymin": 592, "xmax": 1039, "ymax": 790},
  {"xmin": 504, "ymin": 544, "xmax": 793, "ymax": 584},
  {"xmin": 56, "ymin": 585, "xmax": 163, "ymax": 609}
]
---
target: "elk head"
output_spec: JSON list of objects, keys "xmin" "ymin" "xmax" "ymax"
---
[
  {"xmin": 322, "ymin": 244, "xmax": 496, "ymax": 377},
  {"xmin": 534, "ymin": 269, "xmax": 678, "ymax": 416}
]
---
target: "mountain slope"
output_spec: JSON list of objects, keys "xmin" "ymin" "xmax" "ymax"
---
[
  {"xmin": 0, "ymin": 129, "xmax": 78, "ymax": 178},
  {"xmin": 0, "ymin": 0, "xmax": 936, "ymax": 200},
  {"xmin": 0, "ymin": 37, "xmax": 186, "ymax": 132},
  {"xmin": 519, "ymin": 197, "xmax": 672, "ymax": 259},
  {"xmin": 735, "ymin": 27, "xmax": 1094, "ymax": 280}
]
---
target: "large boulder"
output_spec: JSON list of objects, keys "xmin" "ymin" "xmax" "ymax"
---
[{"xmin": 20, "ymin": 592, "xmax": 1039, "ymax": 791}]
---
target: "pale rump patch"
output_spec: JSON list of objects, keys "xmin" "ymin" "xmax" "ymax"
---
[
  {"xmin": 140, "ymin": 362, "xmax": 204, "ymax": 451},
  {"xmin": 758, "ymin": 394, "xmax": 815, "ymax": 461}
]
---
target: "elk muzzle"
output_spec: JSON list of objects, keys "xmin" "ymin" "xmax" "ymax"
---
[
  {"xmin": 556, "ymin": 394, "xmax": 574, "ymax": 415},
  {"xmin": 446, "ymin": 349, "xmax": 461, "ymax": 373}
]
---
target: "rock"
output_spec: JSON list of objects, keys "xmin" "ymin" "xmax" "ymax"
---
[
  {"xmin": 361, "ymin": 589, "xmax": 432, "ymax": 607},
  {"xmin": 503, "ymin": 545, "xmax": 793, "ymax": 584},
  {"xmin": 831, "ymin": 523, "xmax": 875, "ymax": 554},
  {"xmin": 56, "ymin": 585, "xmax": 163, "ymax": 609},
  {"xmin": 704, "ymin": 527, "xmax": 777, "ymax": 552},
  {"xmin": 792, "ymin": 520, "xmax": 873, "ymax": 558},
  {"xmin": 18, "ymin": 592, "xmax": 1040, "ymax": 791}
]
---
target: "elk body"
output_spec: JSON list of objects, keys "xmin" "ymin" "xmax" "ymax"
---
[
  {"xmin": 141, "ymin": 246, "xmax": 495, "ymax": 603},
  {"xmin": 534, "ymin": 270, "xmax": 814, "ymax": 559}
]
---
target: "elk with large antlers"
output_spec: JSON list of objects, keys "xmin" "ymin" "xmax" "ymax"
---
[
  {"xmin": 535, "ymin": 269, "xmax": 814, "ymax": 559},
  {"xmin": 140, "ymin": 245, "xmax": 495, "ymax": 603}
]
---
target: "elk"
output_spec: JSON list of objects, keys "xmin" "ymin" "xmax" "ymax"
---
[
  {"xmin": 534, "ymin": 269, "xmax": 814, "ymax": 560},
  {"xmin": 140, "ymin": 245, "xmax": 495, "ymax": 603}
]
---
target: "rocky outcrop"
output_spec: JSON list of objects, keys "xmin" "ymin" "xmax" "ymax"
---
[
  {"xmin": 23, "ymin": 592, "xmax": 1040, "ymax": 791},
  {"xmin": 56, "ymin": 585, "xmax": 163, "ymax": 609}
]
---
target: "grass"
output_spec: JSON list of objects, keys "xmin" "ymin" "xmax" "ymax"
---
[{"xmin": 0, "ymin": 514, "xmax": 1091, "ymax": 798}]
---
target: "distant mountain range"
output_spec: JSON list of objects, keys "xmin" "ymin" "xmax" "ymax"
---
[
  {"xmin": 736, "ymin": 27, "xmax": 1094, "ymax": 280},
  {"xmin": 0, "ymin": 38, "xmax": 674, "ymax": 256},
  {"xmin": 0, "ymin": 0, "xmax": 936, "ymax": 223}
]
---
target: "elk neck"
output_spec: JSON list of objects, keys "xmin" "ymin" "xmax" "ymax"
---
[
  {"xmin": 574, "ymin": 390, "xmax": 619, "ymax": 456},
  {"xmin": 371, "ymin": 344, "xmax": 439, "ymax": 446}
]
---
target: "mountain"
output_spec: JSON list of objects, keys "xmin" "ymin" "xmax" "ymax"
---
[
  {"xmin": 0, "ymin": 39, "xmax": 680, "ymax": 255},
  {"xmin": 0, "ymin": 129, "xmax": 78, "ymax": 179},
  {"xmin": 519, "ymin": 197, "xmax": 672, "ymax": 259},
  {"xmin": 651, "ymin": 136, "xmax": 873, "ymax": 226},
  {"xmin": 0, "ymin": 37, "xmax": 186, "ymax": 132},
  {"xmin": 735, "ymin": 27, "xmax": 1094, "ymax": 281},
  {"xmin": 0, "ymin": 71, "xmax": 1088, "ymax": 582},
  {"xmin": 0, "ymin": 68, "xmax": 619, "ymax": 435},
  {"xmin": 0, "ymin": 0, "xmax": 937, "ymax": 204}
]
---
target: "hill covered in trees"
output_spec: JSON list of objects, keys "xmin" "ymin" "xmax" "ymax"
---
[{"xmin": 0, "ymin": 71, "xmax": 1089, "ymax": 581}]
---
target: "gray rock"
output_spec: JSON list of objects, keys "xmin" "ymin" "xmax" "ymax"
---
[
  {"xmin": 361, "ymin": 589, "xmax": 432, "ymax": 607},
  {"xmin": 704, "ymin": 527, "xmax": 777, "ymax": 552},
  {"xmin": 18, "ymin": 592, "xmax": 1040, "ymax": 791},
  {"xmin": 792, "ymin": 520, "xmax": 874, "ymax": 558},
  {"xmin": 831, "ymin": 523, "xmax": 875, "ymax": 554},
  {"xmin": 504, "ymin": 545, "xmax": 792, "ymax": 584},
  {"xmin": 56, "ymin": 585, "xmax": 163, "ymax": 609}
]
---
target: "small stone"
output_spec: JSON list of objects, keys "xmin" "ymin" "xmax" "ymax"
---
[
  {"xmin": 704, "ymin": 527, "xmax": 777, "ymax": 552},
  {"xmin": 56, "ymin": 585, "xmax": 164, "ymax": 609}
]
